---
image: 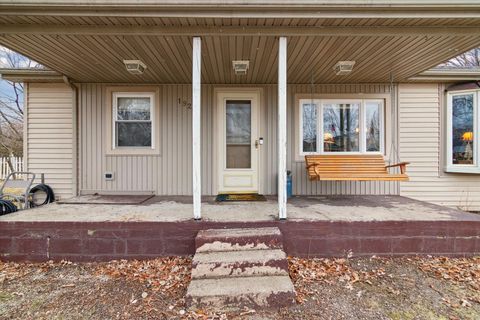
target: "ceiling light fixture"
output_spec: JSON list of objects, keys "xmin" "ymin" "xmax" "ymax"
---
[
  {"xmin": 232, "ymin": 60, "xmax": 250, "ymax": 75},
  {"xmin": 123, "ymin": 59, "xmax": 147, "ymax": 74},
  {"xmin": 333, "ymin": 61, "xmax": 355, "ymax": 75}
]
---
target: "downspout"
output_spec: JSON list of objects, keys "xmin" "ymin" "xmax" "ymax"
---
[{"xmin": 62, "ymin": 75, "xmax": 79, "ymax": 197}]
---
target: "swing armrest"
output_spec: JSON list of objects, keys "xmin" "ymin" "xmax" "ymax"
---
[{"xmin": 385, "ymin": 162, "xmax": 410, "ymax": 174}]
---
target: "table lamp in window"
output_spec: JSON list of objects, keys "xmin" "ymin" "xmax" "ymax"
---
[
  {"xmin": 324, "ymin": 132, "xmax": 334, "ymax": 152},
  {"xmin": 462, "ymin": 131, "xmax": 473, "ymax": 162}
]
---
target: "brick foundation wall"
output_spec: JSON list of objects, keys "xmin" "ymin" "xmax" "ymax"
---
[{"xmin": 1, "ymin": 220, "xmax": 479, "ymax": 262}]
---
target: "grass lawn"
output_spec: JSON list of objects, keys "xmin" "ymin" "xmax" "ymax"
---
[{"xmin": 0, "ymin": 256, "xmax": 479, "ymax": 319}]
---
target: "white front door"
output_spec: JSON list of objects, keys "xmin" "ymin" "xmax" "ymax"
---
[{"xmin": 217, "ymin": 90, "xmax": 261, "ymax": 193}]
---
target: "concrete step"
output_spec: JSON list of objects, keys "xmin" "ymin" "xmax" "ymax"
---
[
  {"xmin": 195, "ymin": 227, "xmax": 283, "ymax": 252},
  {"xmin": 186, "ymin": 275, "xmax": 296, "ymax": 310},
  {"xmin": 191, "ymin": 249, "xmax": 288, "ymax": 279}
]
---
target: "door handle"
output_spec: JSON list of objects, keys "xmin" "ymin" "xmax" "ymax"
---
[{"xmin": 255, "ymin": 137, "xmax": 264, "ymax": 149}]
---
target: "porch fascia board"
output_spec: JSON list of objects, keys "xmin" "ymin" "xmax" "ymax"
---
[
  {"xmin": 4, "ymin": 0, "xmax": 480, "ymax": 6},
  {"xmin": 2, "ymin": 1, "xmax": 480, "ymax": 19},
  {"xmin": 408, "ymin": 68, "xmax": 480, "ymax": 81},
  {"xmin": 2, "ymin": 25, "xmax": 480, "ymax": 36},
  {"xmin": 3, "ymin": 12, "xmax": 480, "ymax": 19},
  {"xmin": 0, "ymin": 68, "xmax": 64, "ymax": 83}
]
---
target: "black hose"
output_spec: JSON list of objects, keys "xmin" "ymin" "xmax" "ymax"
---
[
  {"xmin": 30, "ymin": 184, "xmax": 55, "ymax": 207},
  {"xmin": 0, "ymin": 200, "xmax": 17, "ymax": 215}
]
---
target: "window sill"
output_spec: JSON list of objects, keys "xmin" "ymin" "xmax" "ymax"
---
[
  {"xmin": 444, "ymin": 166, "xmax": 480, "ymax": 174},
  {"xmin": 106, "ymin": 148, "xmax": 160, "ymax": 156},
  {"xmin": 295, "ymin": 152, "xmax": 386, "ymax": 162}
]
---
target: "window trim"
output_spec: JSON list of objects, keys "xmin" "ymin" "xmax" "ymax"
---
[
  {"xmin": 445, "ymin": 89, "xmax": 480, "ymax": 174},
  {"xmin": 105, "ymin": 86, "xmax": 160, "ymax": 156},
  {"xmin": 112, "ymin": 92, "xmax": 155, "ymax": 150},
  {"xmin": 296, "ymin": 95, "xmax": 386, "ymax": 161}
]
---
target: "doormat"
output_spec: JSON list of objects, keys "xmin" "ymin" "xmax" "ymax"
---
[{"xmin": 215, "ymin": 193, "xmax": 267, "ymax": 202}]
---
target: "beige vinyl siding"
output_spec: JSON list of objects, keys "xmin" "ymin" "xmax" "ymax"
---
[
  {"xmin": 26, "ymin": 83, "xmax": 74, "ymax": 199},
  {"xmin": 399, "ymin": 83, "xmax": 480, "ymax": 211},
  {"xmin": 79, "ymin": 83, "xmax": 398, "ymax": 196}
]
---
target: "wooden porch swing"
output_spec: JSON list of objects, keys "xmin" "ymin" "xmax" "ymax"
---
[
  {"xmin": 303, "ymin": 71, "xmax": 409, "ymax": 182},
  {"xmin": 305, "ymin": 154, "xmax": 409, "ymax": 181}
]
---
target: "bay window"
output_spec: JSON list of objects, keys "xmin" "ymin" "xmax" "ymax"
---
[
  {"xmin": 298, "ymin": 98, "xmax": 385, "ymax": 156},
  {"xmin": 446, "ymin": 90, "xmax": 479, "ymax": 173}
]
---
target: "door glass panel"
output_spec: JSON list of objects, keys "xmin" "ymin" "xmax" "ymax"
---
[
  {"xmin": 452, "ymin": 94, "xmax": 474, "ymax": 165},
  {"xmin": 323, "ymin": 103, "xmax": 360, "ymax": 152},
  {"xmin": 226, "ymin": 100, "xmax": 251, "ymax": 168}
]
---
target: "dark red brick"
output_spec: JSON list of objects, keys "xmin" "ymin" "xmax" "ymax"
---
[
  {"xmin": 0, "ymin": 238, "xmax": 12, "ymax": 252},
  {"xmin": 83, "ymin": 239, "xmax": 119, "ymax": 255},
  {"xmin": 326, "ymin": 238, "xmax": 361, "ymax": 255},
  {"xmin": 126, "ymin": 239, "xmax": 164, "ymax": 255},
  {"xmin": 453, "ymin": 224, "xmax": 480, "ymax": 237},
  {"xmin": 128, "ymin": 229, "xmax": 163, "ymax": 238},
  {"xmin": 391, "ymin": 237, "xmax": 423, "ymax": 253},
  {"xmin": 162, "ymin": 224, "xmax": 202, "ymax": 238},
  {"xmin": 84, "ymin": 229, "xmax": 130, "ymax": 239},
  {"xmin": 114, "ymin": 240, "xmax": 126, "ymax": 255},
  {"xmin": 282, "ymin": 238, "xmax": 314, "ymax": 257},
  {"xmin": 454, "ymin": 238, "xmax": 477, "ymax": 253},
  {"xmin": 423, "ymin": 237, "xmax": 455, "ymax": 254},
  {"xmin": 361, "ymin": 238, "xmax": 392, "ymax": 254},
  {"xmin": 49, "ymin": 239, "xmax": 83, "ymax": 254},
  {"xmin": 14, "ymin": 238, "xmax": 47, "ymax": 255},
  {"xmin": 163, "ymin": 238, "xmax": 195, "ymax": 256}
]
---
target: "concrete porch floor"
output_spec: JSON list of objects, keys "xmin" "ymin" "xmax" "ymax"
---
[{"xmin": 1, "ymin": 195, "xmax": 479, "ymax": 222}]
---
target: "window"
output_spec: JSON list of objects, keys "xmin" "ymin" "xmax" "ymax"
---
[
  {"xmin": 446, "ymin": 90, "xmax": 479, "ymax": 173},
  {"xmin": 298, "ymin": 98, "xmax": 385, "ymax": 156},
  {"xmin": 301, "ymin": 103, "xmax": 318, "ymax": 153},
  {"xmin": 323, "ymin": 102, "xmax": 360, "ymax": 152},
  {"xmin": 113, "ymin": 93, "xmax": 154, "ymax": 149},
  {"xmin": 365, "ymin": 101, "xmax": 382, "ymax": 152}
]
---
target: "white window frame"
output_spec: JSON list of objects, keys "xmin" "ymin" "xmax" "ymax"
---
[
  {"xmin": 298, "ymin": 98, "xmax": 385, "ymax": 157},
  {"xmin": 112, "ymin": 92, "xmax": 155, "ymax": 150},
  {"xmin": 445, "ymin": 89, "xmax": 480, "ymax": 174}
]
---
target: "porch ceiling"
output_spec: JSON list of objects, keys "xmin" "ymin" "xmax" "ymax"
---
[{"xmin": 1, "ymin": 16, "xmax": 480, "ymax": 84}]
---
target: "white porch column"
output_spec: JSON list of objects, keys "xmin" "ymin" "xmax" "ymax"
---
[
  {"xmin": 192, "ymin": 37, "xmax": 202, "ymax": 220},
  {"xmin": 278, "ymin": 36, "xmax": 287, "ymax": 220}
]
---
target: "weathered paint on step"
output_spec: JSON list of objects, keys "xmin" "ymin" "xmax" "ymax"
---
[
  {"xmin": 195, "ymin": 227, "xmax": 283, "ymax": 252},
  {"xmin": 186, "ymin": 275, "xmax": 296, "ymax": 309},
  {"xmin": 191, "ymin": 249, "xmax": 288, "ymax": 279}
]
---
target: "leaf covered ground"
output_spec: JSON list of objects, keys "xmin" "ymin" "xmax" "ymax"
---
[{"xmin": 0, "ymin": 256, "xmax": 479, "ymax": 319}]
